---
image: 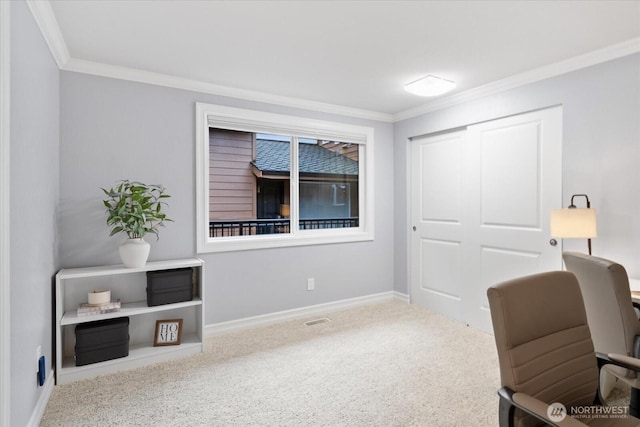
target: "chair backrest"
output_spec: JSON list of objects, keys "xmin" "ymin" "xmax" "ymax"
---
[
  {"xmin": 563, "ymin": 251, "xmax": 640, "ymax": 357},
  {"xmin": 487, "ymin": 271, "xmax": 599, "ymax": 425}
]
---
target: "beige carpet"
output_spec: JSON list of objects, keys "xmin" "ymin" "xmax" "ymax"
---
[{"xmin": 41, "ymin": 301, "xmax": 500, "ymax": 426}]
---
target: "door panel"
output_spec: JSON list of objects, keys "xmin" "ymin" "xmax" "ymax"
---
[
  {"xmin": 480, "ymin": 122, "xmax": 541, "ymax": 227},
  {"xmin": 410, "ymin": 107, "xmax": 563, "ymax": 332},
  {"xmin": 420, "ymin": 139, "xmax": 461, "ymax": 222},
  {"xmin": 419, "ymin": 238, "xmax": 463, "ymax": 319},
  {"xmin": 478, "ymin": 247, "xmax": 541, "ymax": 327},
  {"xmin": 420, "ymin": 238, "xmax": 462, "ymax": 299},
  {"xmin": 410, "ymin": 131, "xmax": 467, "ymax": 322},
  {"xmin": 467, "ymin": 108, "xmax": 563, "ymax": 331}
]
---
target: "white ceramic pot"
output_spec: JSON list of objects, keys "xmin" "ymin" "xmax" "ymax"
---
[{"xmin": 119, "ymin": 238, "xmax": 150, "ymax": 268}]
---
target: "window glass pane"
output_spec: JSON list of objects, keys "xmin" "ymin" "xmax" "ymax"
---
[
  {"xmin": 298, "ymin": 139, "xmax": 359, "ymax": 230},
  {"xmin": 197, "ymin": 103, "xmax": 374, "ymax": 253},
  {"xmin": 209, "ymin": 129, "xmax": 291, "ymax": 237}
]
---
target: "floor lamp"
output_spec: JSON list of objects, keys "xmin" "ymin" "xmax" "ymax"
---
[{"xmin": 550, "ymin": 194, "xmax": 597, "ymax": 255}]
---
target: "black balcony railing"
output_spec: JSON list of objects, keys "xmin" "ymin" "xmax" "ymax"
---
[
  {"xmin": 298, "ymin": 217, "xmax": 359, "ymax": 230},
  {"xmin": 209, "ymin": 217, "xmax": 359, "ymax": 238}
]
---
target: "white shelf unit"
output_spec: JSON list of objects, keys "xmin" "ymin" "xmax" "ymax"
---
[{"xmin": 55, "ymin": 258, "xmax": 204, "ymax": 384}]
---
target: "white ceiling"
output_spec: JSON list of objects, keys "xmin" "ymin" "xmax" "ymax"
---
[{"xmin": 46, "ymin": 0, "xmax": 640, "ymax": 119}]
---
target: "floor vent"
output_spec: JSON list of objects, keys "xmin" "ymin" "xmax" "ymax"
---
[{"xmin": 304, "ymin": 318, "xmax": 331, "ymax": 326}]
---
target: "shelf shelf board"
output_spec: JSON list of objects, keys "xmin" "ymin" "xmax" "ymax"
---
[
  {"xmin": 61, "ymin": 297, "xmax": 203, "ymax": 326},
  {"xmin": 58, "ymin": 334, "xmax": 203, "ymax": 384},
  {"xmin": 57, "ymin": 258, "xmax": 203, "ymax": 280}
]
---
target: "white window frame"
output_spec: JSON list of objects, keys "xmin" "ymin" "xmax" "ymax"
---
[{"xmin": 196, "ymin": 103, "xmax": 374, "ymax": 253}]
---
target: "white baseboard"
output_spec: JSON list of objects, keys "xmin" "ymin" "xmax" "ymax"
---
[
  {"xmin": 206, "ymin": 291, "xmax": 409, "ymax": 337},
  {"xmin": 26, "ymin": 369, "xmax": 55, "ymax": 427},
  {"xmin": 392, "ymin": 290, "xmax": 410, "ymax": 304}
]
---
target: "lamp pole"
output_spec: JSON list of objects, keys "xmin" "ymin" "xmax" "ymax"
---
[{"xmin": 568, "ymin": 194, "xmax": 592, "ymax": 255}]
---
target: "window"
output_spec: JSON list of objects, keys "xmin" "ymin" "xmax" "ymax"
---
[{"xmin": 196, "ymin": 103, "xmax": 374, "ymax": 252}]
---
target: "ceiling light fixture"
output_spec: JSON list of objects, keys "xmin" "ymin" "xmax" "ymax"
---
[{"xmin": 404, "ymin": 75, "xmax": 456, "ymax": 97}]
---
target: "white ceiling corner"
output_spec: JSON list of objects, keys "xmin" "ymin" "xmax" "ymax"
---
[
  {"xmin": 25, "ymin": 0, "xmax": 69, "ymax": 69},
  {"xmin": 393, "ymin": 36, "xmax": 640, "ymax": 122},
  {"xmin": 61, "ymin": 57, "xmax": 395, "ymax": 123},
  {"xmin": 26, "ymin": 0, "xmax": 640, "ymax": 122}
]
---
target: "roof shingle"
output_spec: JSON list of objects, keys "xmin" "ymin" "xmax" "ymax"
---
[{"xmin": 252, "ymin": 140, "xmax": 359, "ymax": 176}]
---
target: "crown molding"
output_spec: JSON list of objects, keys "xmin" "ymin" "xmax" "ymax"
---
[
  {"xmin": 25, "ymin": 0, "xmax": 640, "ymax": 124},
  {"xmin": 63, "ymin": 58, "xmax": 394, "ymax": 123},
  {"xmin": 26, "ymin": 0, "xmax": 391, "ymax": 122},
  {"xmin": 394, "ymin": 37, "xmax": 640, "ymax": 122},
  {"xmin": 25, "ymin": 0, "xmax": 69, "ymax": 68}
]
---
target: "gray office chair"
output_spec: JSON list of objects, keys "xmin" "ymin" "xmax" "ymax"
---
[
  {"xmin": 487, "ymin": 270, "xmax": 640, "ymax": 426},
  {"xmin": 563, "ymin": 251, "xmax": 640, "ymax": 412}
]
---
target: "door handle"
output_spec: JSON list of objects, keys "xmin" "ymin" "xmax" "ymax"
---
[
  {"xmin": 549, "ymin": 239, "xmax": 558, "ymax": 247},
  {"xmin": 412, "ymin": 226, "xmax": 417, "ymax": 231}
]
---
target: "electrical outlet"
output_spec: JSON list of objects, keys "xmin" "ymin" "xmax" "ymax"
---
[{"xmin": 307, "ymin": 278, "xmax": 315, "ymax": 291}]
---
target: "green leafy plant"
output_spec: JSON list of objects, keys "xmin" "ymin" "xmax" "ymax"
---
[{"xmin": 102, "ymin": 180, "xmax": 172, "ymax": 240}]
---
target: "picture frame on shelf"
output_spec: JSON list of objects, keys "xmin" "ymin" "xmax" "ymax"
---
[{"xmin": 153, "ymin": 318, "xmax": 183, "ymax": 346}]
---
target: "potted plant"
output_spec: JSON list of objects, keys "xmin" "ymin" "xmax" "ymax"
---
[{"xmin": 102, "ymin": 180, "xmax": 172, "ymax": 267}]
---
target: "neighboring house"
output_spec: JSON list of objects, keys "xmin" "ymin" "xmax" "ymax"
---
[{"xmin": 209, "ymin": 129, "xmax": 359, "ymax": 236}]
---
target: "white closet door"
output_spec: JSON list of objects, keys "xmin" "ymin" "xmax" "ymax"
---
[
  {"xmin": 410, "ymin": 130, "xmax": 471, "ymax": 323},
  {"xmin": 410, "ymin": 107, "xmax": 563, "ymax": 331}
]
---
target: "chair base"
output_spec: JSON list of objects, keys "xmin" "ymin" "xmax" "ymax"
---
[{"xmin": 631, "ymin": 388, "xmax": 640, "ymax": 418}]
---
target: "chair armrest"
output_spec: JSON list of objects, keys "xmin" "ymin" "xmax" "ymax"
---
[
  {"xmin": 498, "ymin": 387, "xmax": 587, "ymax": 427},
  {"xmin": 597, "ymin": 352, "xmax": 640, "ymax": 372},
  {"xmin": 608, "ymin": 353, "xmax": 640, "ymax": 370}
]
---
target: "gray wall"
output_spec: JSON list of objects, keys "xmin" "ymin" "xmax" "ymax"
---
[
  {"xmin": 58, "ymin": 72, "xmax": 395, "ymax": 324},
  {"xmin": 394, "ymin": 53, "xmax": 640, "ymax": 294},
  {"xmin": 10, "ymin": 1, "xmax": 60, "ymax": 426}
]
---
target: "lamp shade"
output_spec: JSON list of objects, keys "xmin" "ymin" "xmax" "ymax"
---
[
  {"xmin": 279, "ymin": 204, "xmax": 290, "ymax": 217},
  {"xmin": 550, "ymin": 208, "xmax": 597, "ymax": 238}
]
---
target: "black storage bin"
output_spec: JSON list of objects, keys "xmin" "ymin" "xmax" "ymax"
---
[
  {"xmin": 75, "ymin": 317, "xmax": 129, "ymax": 366},
  {"xmin": 146, "ymin": 268, "xmax": 193, "ymax": 307}
]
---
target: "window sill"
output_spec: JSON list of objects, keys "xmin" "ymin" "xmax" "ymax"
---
[{"xmin": 197, "ymin": 230, "xmax": 374, "ymax": 253}]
